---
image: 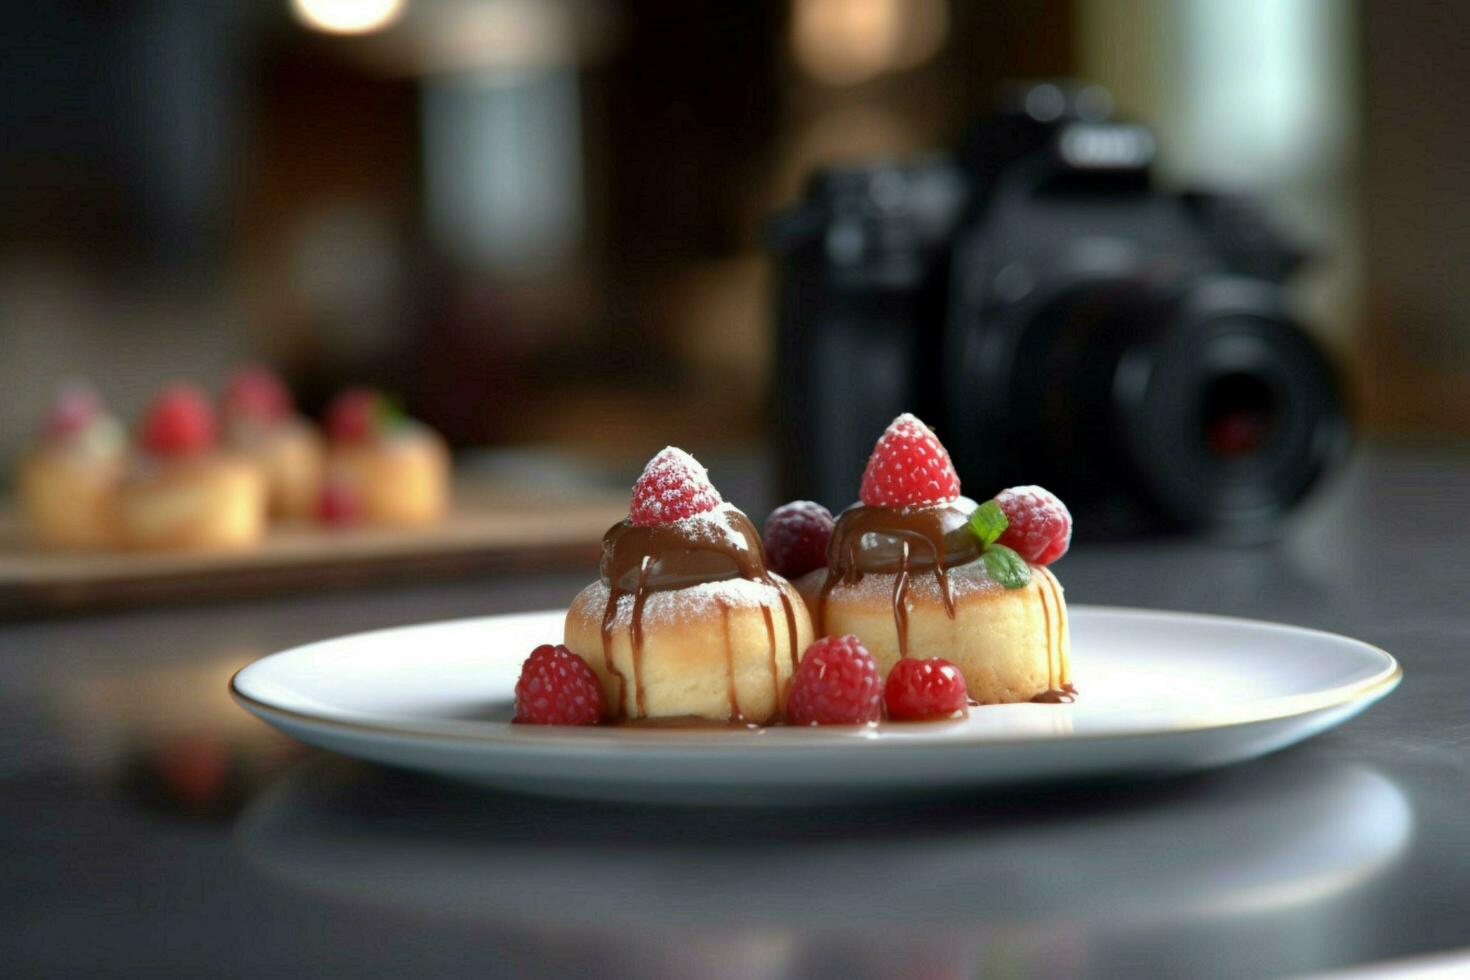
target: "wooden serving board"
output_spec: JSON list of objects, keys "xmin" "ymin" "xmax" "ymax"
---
[{"xmin": 0, "ymin": 484, "xmax": 626, "ymax": 618}]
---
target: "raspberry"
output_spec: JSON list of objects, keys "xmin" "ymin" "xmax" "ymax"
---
[
  {"xmin": 140, "ymin": 383, "xmax": 216, "ymax": 456},
  {"xmin": 154, "ymin": 733, "xmax": 229, "ymax": 810},
  {"xmin": 762, "ymin": 500, "xmax": 834, "ymax": 579},
  {"xmin": 44, "ymin": 383, "xmax": 103, "ymax": 439},
  {"xmin": 222, "ymin": 364, "xmax": 291, "ymax": 422},
  {"xmin": 995, "ymin": 485, "xmax": 1072, "ymax": 565},
  {"xmin": 859, "ymin": 413, "xmax": 961, "ymax": 509},
  {"xmin": 787, "ymin": 635, "xmax": 882, "ymax": 726},
  {"xmin": 884, "ymin": 657, "xmax": 970, "ymax": 721},
  {"xmin": 629, "ymin": 447, "xmax": 723, "ymax": 527},
  {"xmin": 325, "ymin": 388, "xmax": 382, "ymax": 443},
  {"xmin": 514, "ymin": 644, "xmax": 606, "ymax": 725},
  {"xmin": 316, "ymin": 477, "xmax": 360, "ymax": 526}
]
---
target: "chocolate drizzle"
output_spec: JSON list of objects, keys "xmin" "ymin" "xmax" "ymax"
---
[
  {"xmin": 1037, "ymin": 564, "xmax": 1054, "ymax": 694},
  {"xmin": 1025, "ymin": 565, "xmax": 1074, "ymax": 702},
  {"xmin": 719, "ymin": 599, "xmax": 744, "ymax": 724},
  {"xmin": 891, "ymin": 540, "xmax": 912, "ymax": 657},
  {"xmin": 628, "ymin": 556, "xmax": 653, "ymax": 717},
  {"xmin": 598, "ymin": 505, "xmax": 797, "ymax": 720},
  {"xmin": 814, "ymin": 498, "xmax": 982, "ymax": 648}
]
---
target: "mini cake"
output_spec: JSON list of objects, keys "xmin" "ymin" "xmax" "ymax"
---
[
  {"xmin": 563, "ymin": 448, "xmax": 814, "ymax": 724},
  {"xmin": 115, "ymin": 384, "xmax": 266, "ymax": 550},
  {"xmin": 321, "ymin": 388, "xmax": 449, "ymax": 527},
  {"xmin": 792, "ymin": 414, "xmax": 1073, "ymax": 705},
  {"xmin": 18, "ymin": 384, "xmax": 126, "ymax": 549},
  {"xmin": 220, "ymin": 365, "xmax": 323, "ymax": 521}
]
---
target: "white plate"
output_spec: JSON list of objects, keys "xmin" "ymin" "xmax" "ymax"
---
[{"xmin": 231, "ymin": 606, "xmax": 1400, "ymax": 804}]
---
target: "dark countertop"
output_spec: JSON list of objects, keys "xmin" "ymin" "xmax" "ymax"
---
[{"xmin": 3, "ymin": 445, "xmax": 1469, "ymax": 979}]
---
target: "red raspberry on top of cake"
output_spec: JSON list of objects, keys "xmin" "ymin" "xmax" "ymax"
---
[
  {"xmin": 324, "ymin": 387, "xmax": 386, "ymax": 443},
  {"xmin": 222, "ymin": 365, "xmax": 292, "ymax": 424},
  {"xmin": 859, "ymin": 413, "xmax": 961, "ymax": 509},
  {"xmin": 220, "ymin": 365, "xmax": 323, "ymax": 522},
  {"xmin": 321, "ymin": 387, "xmax": 448, "ymax": 527},
  {"xmin": 20, "ymin": 383, "xmax": 127, "ymax": 549},
  {"xmin": 629, "ymin": 446, "xmax": 724, "ymax": 527},
  {"xmin": 43, "ymin": 384, "xmax": 106, "ymax": 441},
  {"xmin": 117, "ymin": 382, "xmax": 266, "ymax": 550},
  {"xmin": 141, "ymin": 384, "xmax": 217, "ymax": 457}
]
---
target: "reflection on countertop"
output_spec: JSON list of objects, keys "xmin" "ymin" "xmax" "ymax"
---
[{"xmin": 234, "ymin": 755, "xmax": 1412, "ymax": 979}]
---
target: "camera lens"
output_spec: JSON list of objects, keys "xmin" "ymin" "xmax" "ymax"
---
[
  {"xmin": 955, "ymin": 276, "xmax": 1348, "ymax": 537},
  {"xmin": 1200, "ymin": 371, "xmax": 1277, "ymax": 459}
]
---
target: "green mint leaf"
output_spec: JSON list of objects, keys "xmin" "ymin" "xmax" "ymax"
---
[
  {"xmin": 377, "ymin": 394, "xmax": 409, "ymax": 431},
  {"xmin": 981, "ymin": 544, "xmax": 1031, "ymax": 589},
  {"xmin": 970, "ymin": 499, "xmax": 1009, "ymax": 547}
]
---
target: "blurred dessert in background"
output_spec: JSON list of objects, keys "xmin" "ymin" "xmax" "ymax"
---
[
  {"xmin": 13, "ymin": 372, "xmax": 453, "ymax": 553},
  {"xmin": 18, "ymin": 383, "xmax": 127, "ymax": 549},
  {"xmin": 220, "ymin": 365, "xmax": 323, "ymax": 522},
  {"xmin": 321, "ymin": 388, "xmax": 449, "ymax": 527},
  {"xmin": 115, "ymin": 383, "xmax": 266, "ymax": 550}
]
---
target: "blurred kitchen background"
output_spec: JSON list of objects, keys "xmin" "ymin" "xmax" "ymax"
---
[{"xmin": 0, "ymin": 0, "xmax": 1464, "ymax": 482}]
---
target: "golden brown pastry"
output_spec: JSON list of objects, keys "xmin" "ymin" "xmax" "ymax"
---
[
  {"xmin": 320, "ymin": 388, "xmax": 449, "ymax": 527},
  {"xmin": 115, "ymin": 383, "xmax": 266, "ymax": 551},
  {"xmin": 563, "ymin": 447, "xmax": 813, "ymax": 723},
  {"xmin": 220, "ymin": 365, "xmax": 323, "ymax": 521},
  {"xmin": 18, "ymin": 384, "xmax": 126, "ymax": 549}
]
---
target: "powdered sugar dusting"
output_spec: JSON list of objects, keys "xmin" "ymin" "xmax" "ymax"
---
[
  {"xmin": 668, "ymin": 502, "xmax": 751, "ymax": 551},
  {"xmin": 583, "ymin": 575, "xmax": 786, "ymax": 630},
  {"xmin": 827, "ymin": 556, "xmax": 1007, "ymax": 605},
  {"xmin": 629, "ymin": 446, "xmax": 724, "ymax": 527}
]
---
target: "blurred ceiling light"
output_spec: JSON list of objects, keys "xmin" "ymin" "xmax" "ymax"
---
[
  {"xmin": 792, "ymin": 0, "xmax": 947, "ymax": 86},
  {"xmin": 291, "ymin": 0, "xmax": 407, "ymax": 35},
  {"xmin": 332, "ymin": 0, "xmax": 616, "ymax": 77},
  {"xmin": 415, "ymin": 0, "xmax": 576, "ymax": 74}
]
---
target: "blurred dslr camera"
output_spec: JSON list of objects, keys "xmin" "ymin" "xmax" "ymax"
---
[{"xmin": 770, "ymin": 82, "xmax": 1348, "ymax": 539}]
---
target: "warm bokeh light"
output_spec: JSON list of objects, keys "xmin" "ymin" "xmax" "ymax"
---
[
  {"xmin": 290, "ymin": 0, "xmax": 406, "ymax": 35},
  {"xmin": 791, "ymin": 0, "xmax": 948, "ymax": 85}
]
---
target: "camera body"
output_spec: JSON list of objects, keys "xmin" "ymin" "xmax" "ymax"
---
[{"xmin": 770, "ymin": 83, "xmax": 1348, "ymax": 538}]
